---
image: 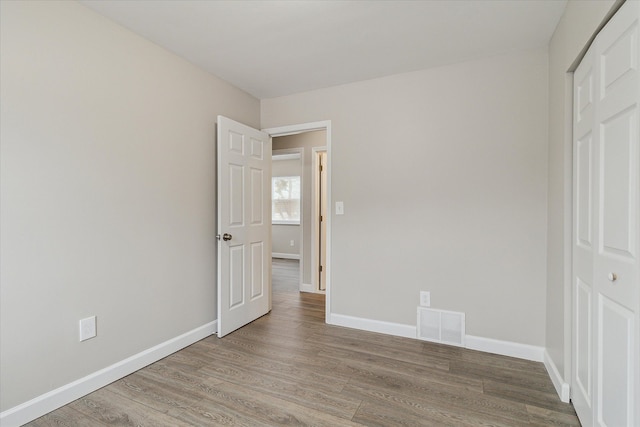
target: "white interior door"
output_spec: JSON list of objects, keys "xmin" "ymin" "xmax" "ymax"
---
[
  {"xmin": 572, "ymin": 2, "xmax": 640, "ymax": 426},
  {"xmin": 573, "ymin": 44, "xmax": 595, "ymax": 427},
  {"xmin": 217, "ymin": 116, "xmax": 271, "ymax": 338}
]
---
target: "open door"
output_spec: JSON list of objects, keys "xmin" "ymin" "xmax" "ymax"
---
[{"xmin": 217, "ymin": 116, "xmax": 272, "ymax": 338}]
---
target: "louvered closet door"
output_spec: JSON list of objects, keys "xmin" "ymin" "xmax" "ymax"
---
[{"xmin": 572, "ymin": 1, "xmax": 640, "ymax": 426}]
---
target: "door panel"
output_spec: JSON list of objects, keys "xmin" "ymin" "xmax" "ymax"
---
[
  {"xmin": 600, "ymin": 24, "xmax": 637, "ymax": 98},
  {"xmin": 576, "ymin": 134, "xmax": 593, "ymax": 248},
  {"xmin": 229, "ymin": 245, "xmax": 244, "ymax": 309},
  {"xmin": 217, "ymin": 116, "xmax": 271, "ymax": 338},
  {"xmin": 250, "ymin": 242, "xmax": 264, "ymax": 299},
  {"xmin": 250, "ymin": 168, "xmax": 264, "ymax": 224},
  {"xmin": 575, "ymin": 278, "xmax": 592, "ymax": 404},
  {"xmin": 229, "ymin": 131, "xmax": 244, "ymax": 153},
  {"xmin": 598, "ymin": 296, "xmax": 634, "ymax": 427},
  {"xmin": 600, "ymin": 107, "xmax": 636, "ymax": 258},
  {"xmin": 229, "ymin": 164, "xmax": 244, "ymax": 226}
]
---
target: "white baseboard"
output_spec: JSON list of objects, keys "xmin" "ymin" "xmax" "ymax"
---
[
  {"xmin": 0, "ymin": 321, "xmax": 217, "ymax": 427},
  {"xmin": 544, "ymin": 349, "xmax": 571, "ymax": 402},
  {"xmin": 465, "ymin": 335, "xmax": 544, "ymax": 362},
  {"xmin": 272, "ymin": 253, "xmax": 300, "ymax": 260},
  {"xmin": 300, "ymin": 283, "xmax": 326, "ymax": 294},
  {"xmin": 329, "ymin": 313, "xmax": 417, "ymax": 339},
  {"xmin": 328, "ymin": 313, "xmax": 545, "ymax": 363}
]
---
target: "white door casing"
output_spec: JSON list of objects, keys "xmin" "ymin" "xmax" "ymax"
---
[
  {"xmin": 311, "ymin": 147, "xmax": 328, "ymax": 293},
  {"xmin": 572, "ymin": 1, "xmax": 640, "ymax": 426},
  {"xmin": 264, "ymin": 121, "xmax": 332, "ymax": 322},
  {"xmin": 217, "ymin": 116, "xmax": 272, "ymax": 338}
]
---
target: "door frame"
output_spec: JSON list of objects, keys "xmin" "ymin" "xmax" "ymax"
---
[
  {"xmin": 311, "ymin": 147, "xmax": 327, "ymax": 292},
  {"xmin": 263, "ymin": 121, "xmax": 332, "ymax": 323}
]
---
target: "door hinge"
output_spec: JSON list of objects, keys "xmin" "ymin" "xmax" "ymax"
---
[
  {"xmin": 320, "ymin": 215, "xmax": 323, "ymax": 222},
  {"xmin": 319, "ymin": 265, "xmax": 323, "ymax": 272},
  {"xmin": 319, "ymin": 164, "xmax": 323, "ymax": 172}
]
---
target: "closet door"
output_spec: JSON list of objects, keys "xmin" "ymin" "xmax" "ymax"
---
[
  {"xmin": 572, "ymin": 45, "xmax": 595, "ymax": 427},
  {"xmin": 572, "ymin": 1, "xmax": 640, "ymax": 426}
]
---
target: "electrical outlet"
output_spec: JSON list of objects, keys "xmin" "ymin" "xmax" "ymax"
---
[
  {"xmin": 420, "ymin": 291, "xmax": 431, "ymax": 307},
  {"xmin": 290, "ymin": 240, "xmax": 294, "ymax": 247},
  {"xmin": 79, "ymin": 316, "xmax": 97, "ymax": 341}
]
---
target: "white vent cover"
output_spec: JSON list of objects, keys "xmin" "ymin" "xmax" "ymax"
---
[{"xmin": 417, "ymin": 307, "xmax": 465, "ymax": 347}]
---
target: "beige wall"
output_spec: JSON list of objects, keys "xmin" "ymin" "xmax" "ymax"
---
[
  {"xmin": 273, "ymin": 131, "xmax": 327, "ymax": 286},
  {"xmin": 262, "ymin": 48, "xmax": 549, "ymax": 346},
  {"xmin": 272, "ymin": 156, "xmax": 301, "ymax": 256},
  {"xmin": 545, "ymin": 0, "xmax": 617, "ymax": 382},
  {"xmin": 272, "ymin": 225, "xmax": 300, "ymax": 256},
  {"xmin": 0, "ymin": 1, "xmax": 259, "ymax": 411}
]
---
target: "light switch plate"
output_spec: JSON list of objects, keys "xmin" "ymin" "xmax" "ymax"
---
[
  {"xmin": 336, "ymin": 201, "xmax": 344, "ymax": 215},
  {"xmin": 420, "ymin": 291, "xmax": 431, "ymax": 307}
]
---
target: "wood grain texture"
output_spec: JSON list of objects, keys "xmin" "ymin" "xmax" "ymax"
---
[{"xmin": 25, "ymin": 259, "xmax": 579, "ymax": 426}]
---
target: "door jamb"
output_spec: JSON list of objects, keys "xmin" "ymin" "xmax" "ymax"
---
[
  {"xmin": 311, "ymin": 147, "xmax": 327, "ymax": 292},
  {"xmin": 263, "ymin": 121, "xmax": 332, "ymax": 323}
]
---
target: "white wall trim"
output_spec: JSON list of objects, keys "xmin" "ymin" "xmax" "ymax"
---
[
  {"xmin": 272, "ymin": 252, "xmax": 300, "ymax": 260},
  {"xmin": 263, "ymin": 121, "xmax": 330, "ymax": 136},
  {"xmin": 272, "ymin": 152, "xmax": 301, "ymax": 161},
  {"xmin": 544, "ymin": 349, "xmax": 571, "ymax": 402},
  {"xmin": 329, "ymin": 313, "xmax": 417, "ymax": 339},
  {"xmin": 300, "ymin": 283, "xmax": 323, "ymax": 293},
  {"xmin": 465, "ymin": 335, "xmax": 544, "ymax": 362},
  {"xmin": 0, "ymin": 321, "xmax": 217, "ymax": 427},
  {"xmin": 330, "ymin": 313, "xmax": 545, "ymax": 363},
  {"xmin": 300, "ymin": 283, "xmax": 315, "ymax": 292}
]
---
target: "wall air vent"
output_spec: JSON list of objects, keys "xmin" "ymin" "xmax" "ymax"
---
[{"xmin": 417, "ymin": 307, "xmax": 465, "ymax": 347}]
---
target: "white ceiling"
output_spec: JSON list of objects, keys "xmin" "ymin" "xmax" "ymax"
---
[{"xmin": 81, "ymin": 0, "xmax": 567, "ymax": 99}]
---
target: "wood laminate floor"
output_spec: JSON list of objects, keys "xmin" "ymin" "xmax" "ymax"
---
[{"xmin": 26, "ymin": 259, "xmax": 580, "ymax": 426}]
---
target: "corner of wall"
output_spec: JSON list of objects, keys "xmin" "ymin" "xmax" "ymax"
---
[{"xmin": 544, "ymin": 349, "xmax": 571, "ymax": 402}]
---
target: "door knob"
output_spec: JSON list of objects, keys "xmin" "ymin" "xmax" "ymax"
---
[
  {"xmin": 222, "ymin": 233, "xmax": 232, "ymax": 241},
  {"xmin": 608, "ymin": 272, "xmax": 617, "ymax": 282}
]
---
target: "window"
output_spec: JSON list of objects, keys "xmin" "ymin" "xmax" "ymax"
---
[{"xmin": 272, "ymin": 176, "xmax": 300, "ymax": 224}]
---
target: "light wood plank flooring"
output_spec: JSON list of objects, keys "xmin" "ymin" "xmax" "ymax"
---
[{"xmin": 26, "ymin": 258, "xmax": 579, "ymax": 426}]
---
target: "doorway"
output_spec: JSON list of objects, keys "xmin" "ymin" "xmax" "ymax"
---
[
  {"xmin": 271, "ymin": 149, "xmax": 304, "ymax": 291},
  {"xmin": 264, "ymin": 121, "xmax": 332, "ymax": 323},
  {"xmin": 271, "ymin": 131, "xmax": 326, "ymax": 294}
]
